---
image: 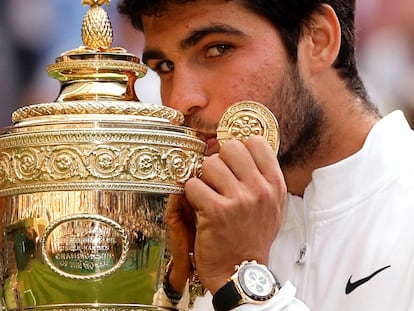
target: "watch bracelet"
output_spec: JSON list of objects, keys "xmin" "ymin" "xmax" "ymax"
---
[{"xmin": 163, "ymin": 258, "xmax": 183, "ymax": 306}]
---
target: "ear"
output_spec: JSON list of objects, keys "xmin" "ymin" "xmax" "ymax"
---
[{"xmin": 298, "ymin": 4, "xmax": 341, "ymax": 74}]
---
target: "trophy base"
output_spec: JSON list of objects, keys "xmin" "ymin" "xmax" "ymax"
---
[
  {"xmin": 2, "ymin": 303, "xmax": 176, "ymax": 311},
  {"xmin": 0, "ymin": 191, "xmax": 173, "ymax": 311}
]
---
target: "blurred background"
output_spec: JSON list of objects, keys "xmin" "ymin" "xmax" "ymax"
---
[{"xmin": 0, "ymin": 0, "xmax": 413, "ymax": 128}]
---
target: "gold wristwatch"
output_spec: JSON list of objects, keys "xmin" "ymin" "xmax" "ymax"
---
[{"xmin": 212, "ymin": 260, "xmax": 280, "ymax": 311}]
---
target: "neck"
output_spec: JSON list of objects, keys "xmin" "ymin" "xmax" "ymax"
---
[{"xmin": 283, "ymin": 98, "xmax": 380, "ymax": 197}]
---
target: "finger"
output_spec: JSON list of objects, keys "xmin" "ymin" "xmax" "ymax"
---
[
  {"xmin": 243, "ymin": 135, "xmax": 284, "ymax": 183},
  {"xmin": 200, "ymin": 153, "xmax": 240, "ymax": 196},
  {"xmin": 184, "ymin": 176, "xmax": 223, "ymax": 216},
  {"xmin": 217, "ymin": 139, "xmax": 263, "ymax": 182}
]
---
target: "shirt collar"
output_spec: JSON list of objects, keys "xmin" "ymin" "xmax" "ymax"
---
[{"xmin": 302, "ymin": 110, "xmax": 413, "ymax": 211}]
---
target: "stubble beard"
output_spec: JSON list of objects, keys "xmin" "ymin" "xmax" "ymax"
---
[{"xmin": 270, "ymin": 64, "xmax": 326, "ymax": 171}]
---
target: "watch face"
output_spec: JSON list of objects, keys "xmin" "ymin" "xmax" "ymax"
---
[{"xmin": 238, "ymin": 263, "xmax": 276, "ymax": 301}]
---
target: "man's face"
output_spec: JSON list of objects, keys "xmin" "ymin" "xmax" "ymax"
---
[{"xmin": 142, "ymin": 0, "xmax": 324, "ymax": 165}]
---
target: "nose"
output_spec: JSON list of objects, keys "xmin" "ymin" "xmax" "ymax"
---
[{"xmin": 162, "ymin": 68, "xmax": 208, "ymax": 116}]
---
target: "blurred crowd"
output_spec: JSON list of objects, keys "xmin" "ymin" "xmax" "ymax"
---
[
  {"xmin": 0, "ymin": 0, "xmax": 413, "ymax": 128},
  {"xmin": 356, "ymin": 0, "xmax": 414, "ymax": 126}
]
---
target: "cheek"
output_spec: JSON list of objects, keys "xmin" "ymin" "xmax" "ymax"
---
[
  {"xmin": 237, "ymin": 66, "xmax": 282, "ymax": 104},
  {"xmin": 208, "ymin": 52, "xmax": 285, "ymax": 108},
  {"xmin": 208, "ymin": 76, "xmax": 249, "ymax": 105},
  {"xmin": 220, "ymin": 71, "xmax": 260, "ymax": 98}
]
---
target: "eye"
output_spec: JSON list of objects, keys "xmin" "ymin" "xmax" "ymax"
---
[
  {"xmin": 152, "ymin": 60, "xmax": 175, "ymax": 74},
  {"xmin": 205, "ymin": 44, "xmax": 233, "ymax": 58}
]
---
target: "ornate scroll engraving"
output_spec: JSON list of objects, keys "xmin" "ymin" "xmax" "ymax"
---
[{"xmin": 0, "ymin": 129, "xmax": 205, "ymax": 196}]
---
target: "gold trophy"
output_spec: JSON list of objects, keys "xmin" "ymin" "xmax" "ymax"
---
[
  {"xmin": 0, "ymin": 1, "xmax": 280, "ymax": 310},
  {"xmin": 0, "ymin": 1, "xmax": 206, "ymax": 310}
]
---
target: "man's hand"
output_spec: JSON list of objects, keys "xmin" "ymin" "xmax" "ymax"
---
[
  {"xmin": 164, "ymin": 194, "xmax": 196, "ymax": 293},
  {"xmin": 185, "ymin": 136, "xmax": 287, "ymax": 294}
]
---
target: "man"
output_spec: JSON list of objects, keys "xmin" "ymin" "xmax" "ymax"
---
[{"xmin": 118, "ymin": 0, "xmax": 414, "ymax": 310}]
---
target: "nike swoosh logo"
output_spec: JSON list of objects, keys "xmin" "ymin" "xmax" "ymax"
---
[{"xmin": 345, "ymin": 265, "xmax": 391, "ymax": 295}]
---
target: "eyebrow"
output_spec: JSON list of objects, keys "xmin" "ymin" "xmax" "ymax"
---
[
  {"xmin": 142, "ymin": 23, "xmax": 244, "ymax": 64},
  {"xmin": 142, "ymin": 49, "xmax": 166, "ymax": 65},
  {"xmin": 180, "ymin": 23, "xmax": 244, "ymax": 50}
]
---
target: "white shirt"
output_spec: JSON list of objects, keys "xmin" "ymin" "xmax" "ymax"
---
[
  {"xmin": 271, "ymin": 110, "xmax": 414, "ymax": 310},
  {"xmin": 157, "ymin": 110, "xmax": 414, "ymax": 310}
]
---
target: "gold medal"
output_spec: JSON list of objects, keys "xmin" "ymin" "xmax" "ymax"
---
[{"xmin": 217, "ymin": 100, "xmax": 280, "ymax": 154}]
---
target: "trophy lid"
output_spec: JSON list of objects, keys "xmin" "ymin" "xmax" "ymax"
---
[
  {"xmin": 46, "ymin": 0, "xmax": 147, "ymax": 100},
  {"xmin": 11, "ymin": 0, "xmax": 183, "ymax": 126}
]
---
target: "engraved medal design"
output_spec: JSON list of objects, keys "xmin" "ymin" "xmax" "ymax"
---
[{"xmin": 217, "ymin": 101, "xmax": 280, "ymax": 153}]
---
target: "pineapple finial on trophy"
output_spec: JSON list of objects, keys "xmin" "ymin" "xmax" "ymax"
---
[
  {"xmin": 82, "ymin": 0, "xmax": 111, "ymax": 4},
  {"xmin": 81, "ymin": 0, "xmax": 113, "ymax": 50}
]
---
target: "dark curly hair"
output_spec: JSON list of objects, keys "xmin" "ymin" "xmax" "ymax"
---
[{"xmin": 118, "ymin": 0, "xmax": 376, "ymax": 108}]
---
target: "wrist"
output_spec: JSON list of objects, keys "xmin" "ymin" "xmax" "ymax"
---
[
  {"xmin": 207, "ymin": 273, "xmax": 234, "ymax": 296},
  {"xmin": 212, "ymin": 260, "xmax": 280, "ymax": 311},
  {"xmin": 207, "ymin": 257, "xmax": 271, "ymax": 294},
  {"xmin": 163, "ymin": 260, "xmax": 182, "ymax": 306},
  {"xmin": 169, "ymin": 265, "xmax": 189, "ymax": 293},
  {"xmin": 163, "ymin": 257, "xmax": 188, "ymax": 305}
]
